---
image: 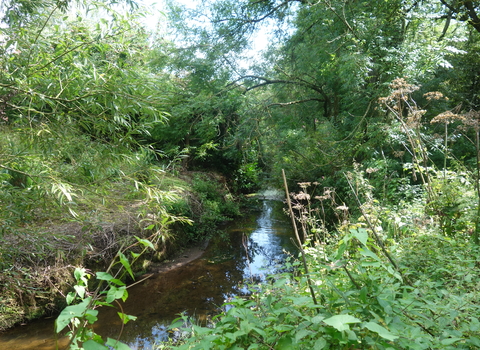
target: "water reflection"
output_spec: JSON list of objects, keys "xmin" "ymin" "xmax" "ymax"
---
[{"xmin": 0, "ymin": 200, "xmax": 296, "ymax": 349}]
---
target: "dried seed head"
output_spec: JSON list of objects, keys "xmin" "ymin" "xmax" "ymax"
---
[{"xmin": 424, "ymin": 91, "xmax": 447, "ymax": 101}]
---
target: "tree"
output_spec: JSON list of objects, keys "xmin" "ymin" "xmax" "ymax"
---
[
  {"xmin": 0, "ymin": 0, "xmax": 166, "ymax": 146},
  {"xmin": 436, "ymin": 0, "xmax": 480, "ymax": 35}
]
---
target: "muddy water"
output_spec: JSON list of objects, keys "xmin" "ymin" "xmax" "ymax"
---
[{"xmin": 0, "ymin": 199, "xmax": 296, "ymax": 350}]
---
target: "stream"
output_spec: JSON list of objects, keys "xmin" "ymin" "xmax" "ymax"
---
[{"xmin": 0, "ymin": 199, "xmax": 297, "ymax": 350}]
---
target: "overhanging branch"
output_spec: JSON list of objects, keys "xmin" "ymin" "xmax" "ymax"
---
[{"xmin": 268, "ymin": 98, "xmax": 324, "ymax": 107}]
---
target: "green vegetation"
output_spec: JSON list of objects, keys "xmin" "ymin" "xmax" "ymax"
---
[
  {"xmin": 1, "ymin": 0, "xmax": 480, "ymax": 349},
  {"xmin": 169, "ymin": 169, "xmax": 480, "ymax": 349}
]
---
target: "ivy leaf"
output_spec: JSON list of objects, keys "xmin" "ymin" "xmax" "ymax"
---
[
  {"xmin": 363, "ymin": 321, "xmax": 399, "ymax": 341},
  {"xmin": 323, "ymin": 314, "xmax": 361, "ymax": 332}
]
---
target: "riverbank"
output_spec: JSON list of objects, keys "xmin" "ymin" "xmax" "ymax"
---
[
  {"xmin": 0, "ymin": 199, "xmax": 295, "ymax": 350},
  {"xmin": 0, "ymin": 170, "xmax": 244, "ymax": 332}
]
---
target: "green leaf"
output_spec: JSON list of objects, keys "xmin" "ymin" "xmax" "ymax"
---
[
  {"xmin": 363, "ymin": 322, "xmax": 399, "ymax": 341},
  {"xmin": 96, "ymin": 272, "xmax": 114, "ymax": 281},
  {"xmin": 311, "ymin": 314, "xmax": 325, "ymax": 323},
  {"xmin": 351, "ymin": 228, "xmax": 368, "ymax": 245},
  {"xmin": 117, "ymin": 312, "xmax": 137, "ymax": 324},
  {"xmin": 85, "ymin": 308, "xmax": 99, "ymax": 324},
  {"xmin": 134, "ymin": 235, "xmax": 155, "ymax": 250},
  {"xmin": 467, "ymin": 337, "xmax": 480, "ymax": 346},
  {"xmin": 55, "ymin": 297, "xmax": 92, "ymax": 333},
  {"xmin": 96, "ymin": 272, "xmax": 126, "ymax": 286},
  {"xmin": 276, "ymin": 335, "xmax": 293, "ymax": 349},
  {"xmin": 106, "ymin": 286, "xmax": 128, "ymax": 303},
  {"xmin": 314, "ymin": 337, "xmax": 327, "ymax": 349},
  {"xmin": 105, "ymin": 338, "xmax": 132, "ymax": 350},
  {"xmin": 359, "ymin": 247, "xmax": 381, "ymax": 261},
  {"xmin": 323, "ymin": 314, "xmax": 361, "ymax": 332},
  {"xmin": 118, "ymin": 252, "xmax": 134, "ymax": 279},
  {"xmin": 440, "ymin": 337, "xmax": 463, "ymax": 345},
  {"xmin": 336, "ymin": 241, "xmax": 347, "ymax": 260},
  {"xmin": 66, "ymin": 291, "xmax": 76, "ymax": 305},
  {"xmin": 74, "ymin": 285, "xmax": 86, "ymax": 299},
  {"xmin": 74, "ymin": 267, "xmax": 89, "ymax": 285},
  {"xmin": 74, "ymin": 268, "xmax": 84, "ymax": 281},
  {"xmin": 295, "ymin": 328, "xmax": 312, "ymax": 341},
  {"xmin": 274, "ymin": 324, "xmax": 294, "ymax": 332},
  {"xmin": 83, "ymin": 339, "xmax": 108, "ymax": 350}
]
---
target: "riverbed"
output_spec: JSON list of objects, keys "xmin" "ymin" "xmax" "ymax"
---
[{"xmin": 0, "ymin": 199, "xmax": 296, "ymax": 350}]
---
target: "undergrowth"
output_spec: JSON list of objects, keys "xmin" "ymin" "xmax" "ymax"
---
[
  {"xmin": 0, "ymin": 123, "xmax": 239, "ymax": 332},
  {"xmin": 161, "ymin": 167, "xmax": 480, "ymax": 350}
]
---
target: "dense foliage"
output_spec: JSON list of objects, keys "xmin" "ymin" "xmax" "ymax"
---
[{"xmin": 1, "ymin": 0, "xmax": 480, "ymax": 349}]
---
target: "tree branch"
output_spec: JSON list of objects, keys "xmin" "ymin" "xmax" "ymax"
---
[
  {"xmin": 438, "ymin": 10, "xmax": 453, "ymax": 40},
  {"xmin": 464, "ymin": 1, "xmax": 480, "ymax": 33},
  {"xmin": 268, "ymin": 98, "xmax": 324, "ymax": 107}
]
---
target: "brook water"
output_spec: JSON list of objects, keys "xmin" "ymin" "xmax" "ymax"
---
[{"xmin": 0, "ymin": 199, "xmax": 297, "ymax": 350}]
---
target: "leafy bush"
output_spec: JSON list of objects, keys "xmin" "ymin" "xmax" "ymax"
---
[
  {"xmin": 164, "ymin": 171, "xmax": 480, "ymax": 350},
  {"xmin": 168, "ymin": 228, "xmax": 480, "ymax": 349}
]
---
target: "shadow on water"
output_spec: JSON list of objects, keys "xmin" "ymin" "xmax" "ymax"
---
[{"xmin": 0, "ymin": 199, "xmax": 297, "ymax": 350}]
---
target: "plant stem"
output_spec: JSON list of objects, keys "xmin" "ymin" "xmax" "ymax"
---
[
  {"xmin": 344, "ymin": 174, "xmax": 411, "ymax": 284},
  {"xmin": 282, "ymin": 169, "xmax": 319, "ymax": 306},
  {"xmin": 474, "ymin": 129, "xmax": 480, "ymax": 244}
]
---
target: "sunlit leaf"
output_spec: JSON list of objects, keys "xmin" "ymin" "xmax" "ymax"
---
[
  {"xmin": 117, "ymin": 312, "xmax": 137, "ymax": 324},
  {"xmin": 83, "ymin": 340, "xmax": 108, "ymax": 350},
  {"xmin": 134, "ymin": 235, "xmax": 155, "ymax": 250},
  {"xmin": 351, "ymin": 228, "xmax": 368, "ymax": 245},
  {"xmin": 74, "ymin": 285, "xmax": 86, "ymax": 299},
  {"xmin": 323, "ymin": 314, "xmax": 361, "ymax": 332},
  {"xmin": 55, "ymin": 297, "xmax": 92, "ymax": 333},
  {"xmin": 118, "ymin": 252, "xmax": 134, "ymax": 279},
  {"xmin": 364, "ymin": 321, "xmax": 399, "ymax": 341}
]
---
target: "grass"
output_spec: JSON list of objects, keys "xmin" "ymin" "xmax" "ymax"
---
[{"xmin": 0, "ymin": 123, "xmax": 240, "ymax": 331}]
